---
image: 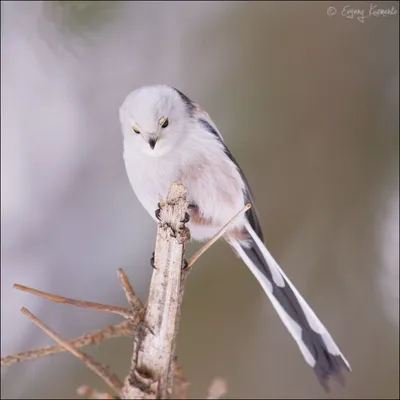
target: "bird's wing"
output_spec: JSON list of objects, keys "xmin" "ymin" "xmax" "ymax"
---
[{"xmin": 191, "ymin": 102, "xmax": 265, "ymax": 241}]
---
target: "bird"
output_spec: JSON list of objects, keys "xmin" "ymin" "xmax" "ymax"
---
[{"xmin": 119, "ymin": 84, "xmax": 351, "ymax": 391}]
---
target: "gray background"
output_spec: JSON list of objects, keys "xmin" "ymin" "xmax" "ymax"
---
[{"xmin": 1, "ymin": 1, "xmax": 399, "ymax": 398}]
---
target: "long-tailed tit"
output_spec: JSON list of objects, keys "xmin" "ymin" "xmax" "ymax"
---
[{"xmin": 119, "ymin": 84, "xmax": 351, "ymax": 390}]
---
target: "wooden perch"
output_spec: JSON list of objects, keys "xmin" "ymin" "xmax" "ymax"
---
[
  {"xmin": 1, "ymin": 181, "xmax": 246, "ymax": 399},
  {"xmin": 121, "ymin": 181, "xmax": 190, "ymax": 399}
]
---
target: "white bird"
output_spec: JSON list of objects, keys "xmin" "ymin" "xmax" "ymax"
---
[{"xmin": 119, "ymin": 84, "xmax": 351, "ymax": 390}]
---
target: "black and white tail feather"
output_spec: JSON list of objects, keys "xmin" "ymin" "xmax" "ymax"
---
[
  {"xmin": 229, "ymin": 224, "xmax": 351, "ymax": 391},
  {"xmin": 227, "ymin": 156, "xmax": 350, "ymax": 392},
  {"xmin": 219, "ymin": 149, "xmax": 352, "ymax": 390},
  {"xmin": 198, "ymin": 102, "xmax": 351, "ymax": 391}
]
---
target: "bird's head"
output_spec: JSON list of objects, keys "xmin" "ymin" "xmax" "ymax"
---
[{"xmin": 119, "ymin": 84, "xmax": 192, "ymax": 157}]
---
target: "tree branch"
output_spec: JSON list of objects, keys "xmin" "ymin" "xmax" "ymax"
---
[
  {"xmin": 1, "ymin": 321, "xmax": 132, "ymax": 367},
  {"xmin": 186, "ymin": 203, "xmax": 251, "ymax": 270},
  {"xmin": 77, "ymin": 385, "xmax": 117, "ymax": 400},
  {"xmin": 121, "ymin": 181, "xmax": 190, "ymax": 399},
  {"xmin": 1, "ymin": 181, "xmax": 240, "ymax": 399},
  {"xmin": 20, "ymin": 307, "xmax": 123, "ymax": 395},
  {"xmin": 207, "ymin": 377, "xmax": 227, "ymax": 399},
  {"xmin": 13, "ymin": 284, "xmax": 132, "ymax": 319},
  {"xmin": 117, "ymin": 268, "xmax": 144, "ymax": 310}
]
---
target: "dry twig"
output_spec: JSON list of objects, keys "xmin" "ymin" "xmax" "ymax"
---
[
  {"xmin": 1, "ymin": 321, "xmax": 132, "ymax": 367},
  {"xmin": 173, "ymin": 363, "xmax": 190, "ymax": 400},
  {"xmin": 76, "ymin": 385, "xmax": 117, "ymax": 400},
  {"xmin": 207, "ymin": 377, "xmax": 227, "ymax": 399},
  {"xmin": 20, "ymin": 307, "xmax": 123, "ymax": 395},
  {"xmin": 1, "ymin": 181, "xmax": 240, "ymax": 399},
  {"xmin": 117, "ymin": 268, "xmax": 143, "ymax": 310},
  {"xmin": 77, "ymin": 385, "xmax": 117, "ymax": 399},
  {"xmin": 121, "ymin": 181, "xmax": 190, "ymax": 400},
  {"xmin": 186, "ymin": 203, "xmax": 251, "ymax": 269},
  {"xmin": 14, "ymin": 284, "xmax": 132, "ymax": 319}
]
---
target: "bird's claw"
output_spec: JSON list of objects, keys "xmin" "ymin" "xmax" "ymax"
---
[
  {"xmin": 150, "ymin": 251, "xmax": 156, "ymax": 269},
  {"xmin": 181, "ymin": 212, "xmax": 190, "ymax": 224}
]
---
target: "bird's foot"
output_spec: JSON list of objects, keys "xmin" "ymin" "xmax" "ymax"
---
[
  {"xmin": 155, "ymin": 202, "xmax": 162, "ymax": 221},
  {"xmin": 150, "ymin": 251, "xmax": 156, "ymax": 269},
  {"xmin": 181, "ymin": 212, "xmax": 190, "ymax": 224},
  {"xmin": 182, "ymin": 258, "xmax": 189, "ymax": 271}
]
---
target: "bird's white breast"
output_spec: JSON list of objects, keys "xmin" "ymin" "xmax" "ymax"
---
[
  {"xmin": 123, "ymin": 146, "xmax": 180, "ymax": 220},
  {"xmin": 123, "ymin": 128, "xmax": 247, "ymax": 242}
]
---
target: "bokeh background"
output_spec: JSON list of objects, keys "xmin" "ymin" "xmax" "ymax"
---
[{"xmin": 1, "ymin": 1, "xmax": 399, "ymax": 398}]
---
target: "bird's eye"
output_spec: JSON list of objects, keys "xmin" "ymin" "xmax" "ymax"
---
[
  {"xmin": 132, "ymin": 126, "xmax": 141, "ymax": 134},
  {"xmin": 160, "ymin": 118, "xmax": 169, "ymax": 128}
]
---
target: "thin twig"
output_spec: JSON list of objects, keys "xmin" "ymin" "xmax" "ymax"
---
[
  {"xmin": 187, "ymin": 203, "xmax": 252, "ymax": 269},
  {"xmin": 20, "ymin": 307, "xmax": 123, "ymax": 395},
  {"xmin": 77, "ymin": 385, "xmax": 117, "ymax": 399},
  {"xmin": 2, "ymin": 270, "xmax": 145, "ymax": 368},
  {"xmin": 116, "ymin": 268, "xmax": 156, "ymax": 336},
  {"xmin": 207, "ymin": 377, "xmax": 227, "ymax": 399},
  {"xmin": 14, "ymin": 284, "xmax": 131, "ymax": 319},
  {"xmin": 173, "ymin": 362, "xmax": 190, "ymax": 400},
  {"xmin": 1, "ymin": 321, "xmax": 132, "ymax": 367},
  {"xmin": 117, "ymin": 268, "xmax": 143, "ymax": 310}
]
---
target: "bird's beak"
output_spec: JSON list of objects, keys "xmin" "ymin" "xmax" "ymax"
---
[{"xmin": 148, "ymin": 138, "xmax": 157, "ymax": 150}]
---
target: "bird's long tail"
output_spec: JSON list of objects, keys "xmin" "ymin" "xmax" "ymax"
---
[{"xmin": 229, "ymin": 221, "xmax": 351, "ymax": 391}]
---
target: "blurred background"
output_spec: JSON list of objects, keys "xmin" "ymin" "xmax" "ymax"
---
[{"xmin": 1, "ymin": 1, "xmax": 399, "ymax": 398}]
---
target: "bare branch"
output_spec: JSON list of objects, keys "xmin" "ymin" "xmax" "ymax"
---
[
  {"xmin": 3, "ymin": 182, "xmax": 234, "ymax": 399},
  {"xmin": 14, "ymin": 284, "xmax": 132, "ymax": 319},
  {"xmin": 20, "ymin": 307, "xmax": 123, "ymax": 395},
  {"xmin": 77, "ymin": 385, "xmax": 117, "ymax": 399},
  {"xmin": 117, "ymin": 268, "xmax": 144, "ymax": 310},
  {"xmin": 187, "ymin": 203, "xmax": 251, "ymax": 269},
  {"xmin": 207, "ymin": 377, "xmax": 227, "ymax": 399},
  {"xmin": 1, "ymin": 321, "xmax": 132, "ymax": 367},
  {"xmin": 173, "ymin": 363, "xmax": 190, "ymax": 400},
  {"xmin": 121, "ymin": 181, "xmax": 190, "ymax": 400}
]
